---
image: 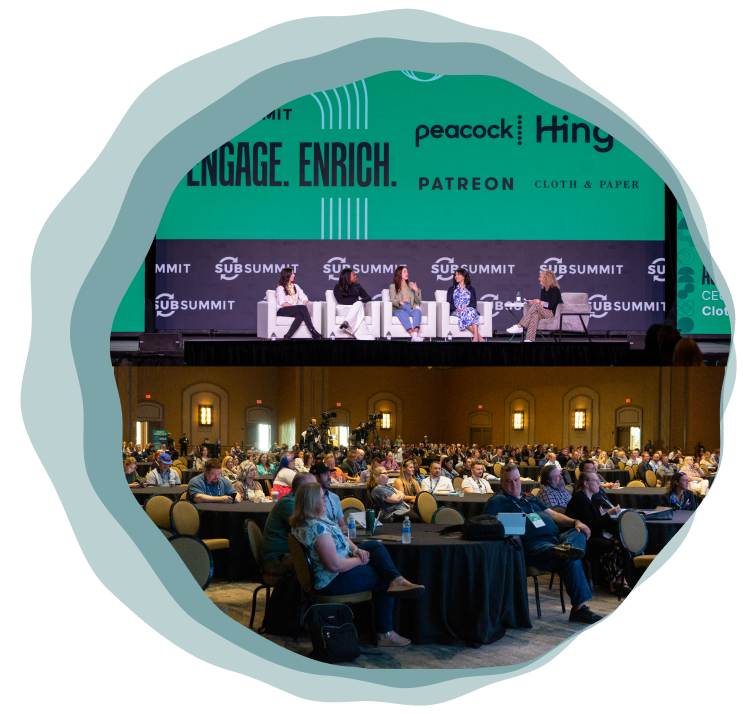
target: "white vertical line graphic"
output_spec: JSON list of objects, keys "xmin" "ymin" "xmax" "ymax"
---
[
  {"xmin": 338, "ymin": 198, "xmax": 341, "ymax": 240},
  {"xmin": 361, "ymin": 79, "xmax": 369, "ymax": 129},
  {"xmin": 347, "ymin": 198, "xmax": 350, "ymax": 240},
  {"xmin": 310, "ymin": 94, "xmax": 325, "ymax": 129},
  {"xmin": 365, "ymin": 198, "xmax": 368, "ymax": 239},
  {"xmin": 330, "ymin": 198, "xmax": 333, "ymax": 240},
  {"xmin": 332, "ymin": 88, "xmax": 342, "ymax": 129},
  {"xmin": 353, "ymin": 83, "xmax": 360, "ymax": 130},
  {"xmin": 343, "ymin": 85, "xmax": 351, "ymax": 130},
  {"xmin": 356, "ymin": 198, "xmax": 360, "ymax": 240},
  {"xmin": 321, "ymin": 91, "xmax": 332, "ymax": 129},
  {"xmin": 321, "ymin": 198, "xmax": 324, "ymax": 239}
]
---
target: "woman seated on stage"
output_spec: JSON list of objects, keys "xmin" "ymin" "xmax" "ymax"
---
[
  {"xmin": 536, "ymin": 464, "xmax": 572, "ymax": 509},
  {"xmin": 462, "ymin": 461, "xmax": 493, "ymax": 494},
  {"xmin": 564, "ymin": 472, "xmax": 630, "ymax": 597},
  {"xmin": 235, "ymin": 460, "xmax": 271, "ymax": 502},
  {"xmin": 506, "ymin": 269, "xmax": 563, "ymax": 343},
  {"xmin": 390, "ymin": 265, "xmax": 424, "ymax": 342},
  {"xmin": 662, "ymin": 472, "xmax": 698, "ymax": 511},
  {"xmin": 290, "ymin": 482, "xmax": 423, "ymax": 646},
  {"xmin": 393, "ymin": 459, "xmax": 422, "ymax": 504},
  {"xmin": 221, "ymin": 455, "xmax": 239, "ymax": 482},
  {"xmin": 257, "ymin": 452, "xmax": 275, "ymax": 476},
  {"xmin": 368, "ymin": 467, "xmax": 422, "ymax": 523},
  {"xmin": 381, "ymin": 451, "xmax": 399, "ymax": 472},
  {"xmin": 272, "ymin": 454, "xmax": 297, "ymax": 499},
  {"xmin": 446, "ymin": 268, "xmax": 484, "ymax": 342},
  {"xmin": 440, "ymin": 455, "xmax": 457, "ymax": 481},
  {"xmin": 333, "ymin": 268, "xmax": 375, "ymax": 340},
  {"xmin": 194, "ymin": 446, "xmax": 209, "ymax": 471},
  {"xmin": 597, "ymin": 451, "xmax": 615, "ymax": 470},
  {"xmin": 679, "ymin": 456, "xmax": 710, "ymax": 496},
  {"xmin": 274, "ymin": 267, "xmax": 322, "ymax": 340}
]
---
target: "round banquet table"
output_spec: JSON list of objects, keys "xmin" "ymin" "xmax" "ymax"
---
[
  {"xmin": 435, "ymin": 493, "xmax": 493, "ymax": 520},
  {"xmin": 353, "ymin": 523, "xmax": 531, "ymax": 646},
  {"xmin": 130, "ymin": 485, "xmax": 187, "ymax": 503},
  {"xmin": 516, "ymin": 465, "xmax": 541, "ymax": 481},
  {"xmin": 602, "ymin": 487, "xmax": 666, "ymax": 509},
  {"xmin": 598, "ymin": 469, "xmax": 626, "ymax": 486},
  {"xmin": 196, "ymin": 501, "xmax": 275, "ymax": 580},
  {"xmin": 135, "ymin": 462, "xmax": 153, "ymax": 477},
  {"xmin": 644, "ymin": 510, "xmax": 693, "ymax": 555},
  {"xmin": 328, "ymin": 483, "xmax": 371, "ymax": 508},
  {"xmin": 178, "ymin": 468, "xmax": 201, "ymax": 484}
]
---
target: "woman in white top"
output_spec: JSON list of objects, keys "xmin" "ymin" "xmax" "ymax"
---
[
  {"xmin": 275, "ymin": 268, "xmax": 322, "ymax": 340},
  {"xmin": 462, "ymin": 462, "xmax": 493, "ymax": 494}
]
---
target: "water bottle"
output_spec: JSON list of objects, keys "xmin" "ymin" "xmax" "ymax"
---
[
  {"xmin": 386, "ymin": 331, "xmax": 392, "ymax": 341},
  {"xmin": 271, "ymin": 489, "xmax": 278, "ymax": 502},
  {"xmin": 330, "ymin": 332, "xmax": 336, "ymax": 341},
  {"xmin": 516, "ymin": 292, "xmax": 521, "ymax": 304},
  {"xmin": 446, "ymin": 331, "xmax": 452, "ymax": 342},
  {"xmin": 348, "ymin": 515, "xmax": 356, "ymax": 540},
  {"xmin": 670, "ymin": 493, "xmax": 677, "ymax": 509},
  {"xmin": 402, "ymin": 516, "xmax": 411, "ymax": 544},
  {"xmin": 270, "ymin": 332, "xmax": 276, "ymax": 341}
]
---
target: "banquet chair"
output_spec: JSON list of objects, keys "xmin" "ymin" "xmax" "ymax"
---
[
  {"xmin": 530, "ymin": 488, "xmax": 540, "ymax": 498},
  {"xmin": 245, "ymin": 519, "xmax": 283, "ymax": 629},
  {"xmin": 492, "ymin": 464, "xmax": 502, "ymax": 478},
  {"xmin": 419, "ymin": 467, "xmax": 428, "ymax": 475},
  {"xmin": 452, "ymin": 477, "xmax": 464, "ymax": 491},
  {"xmin": 617, "ymin": 510, "xmax": 656, "ymax": 587},
  {"xmin": 617, "ymin": 461, "xmax": 625, "ymax": 470},
  {"xmin": 528, "ymin": 457, "xmax": 536, "ymax": 466},
  {"xmin": 257, "ymin": 289, "xmax": 323, "ymax": 339},
  {"xmin": 144, "ymin": 495, "xmax": 174, "ymax": 528},
  {"xmin": 170, "ymin": 500, "xmax": 230, "ymax": 552},
  {"xmin": 434, "ymin": 290, "xmax": 493, "ymax": 339},
  {"xmin": 380, "ymin": 288, "xmax": 437, "ymax": 340},
  {"xmin": 322, "ymin": 289, "xmax": 381, "ymax": 339},
  {"xmin": 645, "ymin": 471, "xmax": 657, "ymax": 487},
  {"xmin": 431, "ymin": 507, "xmax": 464, "ymax": 525},
  {"xmin": 340, "ymin": 497, "xmax": 365, "ymax": 513},
  {"xmin": 168, "ymin": 535, "xmax": 214, "ymax": 591},
  {"xmin": 415, "ymin": 492, "xmax": 438, "ymax": 523},
  {"xmin": 520, "ymin": 461, "xmax": 529, "ymax": 466},
  {"xmin": 159, "ymin": 526, "xmax": 176, "ymax": 539},
  {"xmin": 575, "ymin": 468, "xmax": 580, "ymax": 481},
  {"xmin": 172, "ymin": 466, "xmax": 182, "ymax": 480},
  {"xmin": 525, "ymin": 566, "xmax": 565, "ymax": 619},
  {"xmin": 535, "ymin": 292, "xmax": 592, "ymax": 342},
  {"xmin": 626, "ymin": 480, "xmax": 646, "ymax": 488},
  {"xmin": 288, "ymin": 534, "xmax": 374, "ymax": 642}
]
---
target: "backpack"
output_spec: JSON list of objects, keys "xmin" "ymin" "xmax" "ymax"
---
[
  {"xmin": 440, "ymin": 513, "xmax": 507, "ymax": 540},
  {"xmin": 258, "ymin": 573, "xmax": 302, "ymax": 637},
  {"xmin": 303, "ymin": 604, "xmax": 360, "ymax": 664}
]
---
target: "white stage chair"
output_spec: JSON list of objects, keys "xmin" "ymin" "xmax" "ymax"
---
[
  {"xmin": 323, "ymin": 290, "xmax": 381, "ymax": 339},
  {"xmin": 256, "ymin": 290, "xmax": 323, "ymax": 339},
  {"xmin": 434, "ymin": 290, "xmax": 493, "ymax": 339},
  {"xmin": 380, "ymin": 289, "xmax": 437, "ymax": 340},
  {"xmin": 536, "ymin": 292, "xmax": 592, "ymax": 341}
]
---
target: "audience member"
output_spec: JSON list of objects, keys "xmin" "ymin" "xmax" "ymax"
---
[
  {"xmin": 146, "ymin": 453, "xmax": 181, "ymax": 486},
  {"xmin": 536, "ymin": 464, "xmax": 571, "ymax": 509},
  {"xmin": 662, "ymin": 472, "xmax": 698, "ymax": 511},
  {"xmin": 393, "ymin": 459, "xmax": 422, "ymax": 504},
  {"xmin": 680, "ymin": 456, "xmax": 709, "ymax": 496},
  {"xmin": 368, "ymin": 467, "xmax": 421, "ymax": 523},
  {"xmin": 462, "ymin": 461, "xmax": 493, "ymax": 494},
  {"xmin": 674, "ymin": 337, "xmax": 705, "ymax": 366},
  {"xmin": 187, "ymin": 459, "xmax": 240, "ymax": 503},
  {"xmin": 313, "ymin": 462, "xmax": 347, "ymax": 532},
  {"xmin": 420, "ymin": 462, "xmax": 455, "ymax": 494},
  {"xmin": 124, "ymin": 457, "xmax": 143, "ymax": 488},
  {"xmin": 234, "ymin": 460, "xmax": 270, "ymax": 502},
  {"xmin": 221, "ymin": 455, "xmax": 238, "ymax": 482},
  {"xmin": 272, "ymin": 454, "xmax": 298, "ymax": 498}
]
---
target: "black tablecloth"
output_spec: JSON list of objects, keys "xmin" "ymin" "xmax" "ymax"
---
[
  {"xmin": 131, "ymin": 485, "xmax": 187, "ymax": 504},
  {"xmin": 602, "ymin": 488, "xmax": 666, "ymax": 509},
  {"xmin": 435, "ymin": 493, "xmax": 493, "ymax": 520},
  {"xmin": 363, "ymin": 524, "xmax": 531, "ymax": 646},
  {"xmin": 196, "ymin": 502, "xmax": 275, "ymax": 580},
  {"xmin": 516, "ymin": 465, "xmax": 541, "ymax": 480},
  {"xmin": 598, "ymin": 469, "xmax": 627, "ymax": 486},
  {"xmin": 179, "ymin": 468, "xmax": 201, "ymax": 484},
  {"xmin": 135, "ymin": 462, "xmax": 153, "ymax": 477},
  {"xmin": 329, "ymin": 484, "xmax": 371, "ymax": 508},
  {"xmin": 644, "ymin": 510, "xmax": 693, "ymax": 555}
]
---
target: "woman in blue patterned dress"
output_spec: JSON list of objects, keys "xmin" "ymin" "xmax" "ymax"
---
[{"xmin": 445, "ymin": 268, "xmax": 484, "ymax": 342}]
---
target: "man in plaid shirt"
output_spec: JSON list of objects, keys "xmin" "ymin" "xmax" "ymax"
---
[{"xmin": 536, "ymin": 464, "xmax": 572, "ymax": 509}]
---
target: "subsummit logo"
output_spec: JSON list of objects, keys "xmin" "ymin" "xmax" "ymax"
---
[
  {"xmin": 479, "ymin": 294, "xmax": 502, "ymax": 317},
  {"xmin": 589, "ymin": 294, "xmax": 665, "ymax": 319},
  {"xmin": 156, "ymin": 293, "xmax": 235, "ymax": 318},
  {"xmin": 215, "ymin": 257, "xmax": 299, "ymax": 280},
  {"xmin": 431, "ymin": 257, "xmax": 515, "ymax": 282},
  {"xmin": 647, "ymin": 257, "xmax": 665, "ymax": 282},
  {"xmin": 540, "ymin": 257, "xmax": 624, "ymax": 276},
  {"xmin": 322, "ymin": 256, "xmax": 395, "ymax": 282}
]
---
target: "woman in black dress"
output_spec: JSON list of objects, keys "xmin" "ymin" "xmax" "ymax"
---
[
  {"xmin": 507, "ymin": 269, "xmax": 563, "ymax": 343},
  {"xmin": 333, "ymin": 268, "xmax": 375, "ymax": 340}
]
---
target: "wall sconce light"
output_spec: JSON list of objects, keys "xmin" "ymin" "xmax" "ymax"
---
[
  {"xmin": 573, "ymin": 409, "xmax": 586, "ymax": 430},
  {"xmin": 199, "ymin": 405, "xmax": 213, "ymax": 426},
  {"xmin": 512, "ymin": 411, "xmax": 524, "ymax": 430},
  {"xmin": 381, "ymin": 413, "xmax": 391, "ymax": 429}
]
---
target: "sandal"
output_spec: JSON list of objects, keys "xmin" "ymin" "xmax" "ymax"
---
[{"xmin": 377, "ymin": 630, "xmax": 411, "ymax": 647}]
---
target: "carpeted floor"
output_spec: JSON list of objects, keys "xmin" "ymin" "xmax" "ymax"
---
[{"xmin": 206, "ymin": 574, "xmax": 623, "ymax": 669}]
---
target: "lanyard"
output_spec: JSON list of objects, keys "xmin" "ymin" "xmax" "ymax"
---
[{"xmin": 506, "ymin": 494, "xmax": 535, "ymax": 514}]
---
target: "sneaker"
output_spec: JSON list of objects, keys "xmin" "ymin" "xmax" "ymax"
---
[
  {"xmin": 551, "ymin": 544, "xmax": 585, "ymax": 561},
  {"xmin": 523, "ymin": 339, "xmax": 533, "ymax": 343},
  {"xmin": 568, "ymin": 605, "xmax": 603, "ymax": 624},
  {"xmin": 506, "ymin": 325, "xmax": 523, "ymax": 334}
]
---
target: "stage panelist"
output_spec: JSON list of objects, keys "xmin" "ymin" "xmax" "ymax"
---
[
  {"xmin": 507, "ymin": 269, "xmax": 563, "ymax": 343},
  {"xmin": 274, "ymin": 268, "xmax": 322, "ymax": 340},
  {"xmin": 333, "ymin": 268, "xmax": 375, "ymax": 340},
  {"xmin": 389, "ymin": 265, "xmax": 423, "ymax": 342},
  {"xmin": 446, "ymin": 268, "xmax": 483, "ymax": 342}
]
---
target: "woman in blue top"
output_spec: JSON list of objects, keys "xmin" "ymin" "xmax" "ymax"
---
[
  {"xmin": 256, "ymin": 452, "xmax": 274, "ymax": 476},
  {"xmin": 290, "ymin": 483, "xmax": 424, "ymax": 646},
  {"xmin": 445, "ymin": 268, "xmax": 483, "ymax": 342}
]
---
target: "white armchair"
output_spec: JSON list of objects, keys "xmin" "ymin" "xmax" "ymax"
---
[
  {"xmin": 380, "ymin": 289, "xmax": 437, "ymax": 340},
  {"xmin": 256, "ymin": 290, "xmax": 323, "ymax": 339},
  {"xmin": 537, "ymin": 292, "xmax": 592, "ymax": 341},
  {"xmin": 434, "ymin": 290, "xmax": 493, "ymax": 339},
  {"xmin": 323, "ymin": 289, "xmax": 381, "ymax": 339}
]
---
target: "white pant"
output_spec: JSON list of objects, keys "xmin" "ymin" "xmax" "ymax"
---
[
  {"xmin": 337, "ymin": 302, "xmax": 374, "ymax": 340},
  {"xmin": 689, "ymin": 479, "xmax": 709, "ymax": 493}
]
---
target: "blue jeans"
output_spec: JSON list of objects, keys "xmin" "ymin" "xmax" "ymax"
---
[
  {"xmin": 393, "ymin": 303, "xmax": 422, "ymax": 331},
  {"xmin": 523, "ymin": 529, "xmax": 593, "ymax": 607},
  {"xmin": 316, "ymin": 540, "xmax": 400, "ymax": 632}
]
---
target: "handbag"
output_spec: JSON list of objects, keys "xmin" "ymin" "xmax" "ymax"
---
[
  {"xmin": 303, "ymin": 604, "xmax": 360, "ymax": 664},
  {"xmin": 440, "ymin": 514, "xmax": 507, "ymax": 540}
]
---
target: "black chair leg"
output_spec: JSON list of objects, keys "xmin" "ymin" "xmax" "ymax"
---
[
  {"xmin": 549, "ymin": 573, "xmax": 555, "ymax": 590},
  {"xmin": 250, "ymin": 584, "xmax": 266, "ymax": 630},
  {"xmin": 559, "ymin": 577, "xmax": 565, "ymax": 613},
  {"xmin": 533, "ymin": 575, "xmax": 541, "ymax": 619}
]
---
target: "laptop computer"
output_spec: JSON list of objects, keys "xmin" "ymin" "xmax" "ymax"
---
[{"xmin": 498, "ymin": 512, "xmax": 527, "ymax": 535}]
